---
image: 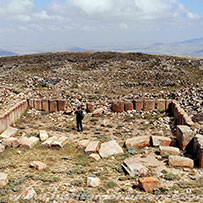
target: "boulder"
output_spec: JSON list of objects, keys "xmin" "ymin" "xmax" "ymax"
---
[
  {"xmin": 39, "ymin": 130, "xmax": 49, "ymax": 141},
  {"xmin": 92, "ymin": 108, "xmax": 103, "ymax": 117},
  {"xmin": 151, "ymin": 136, "xmax": 172, "ymax": 147},
  {"xmin": 78, "ymin": 140, "xmax": 90, "ymax": 148},
  {"xmin": 168, "ymin": 155, "xmax": 194, "ymax": 168},
  {"xmin": 159, "ymin": 146, "xmax": 180, "ymax": 156},
  {"xmin": 89, "ymin": 154, "xmax": 101, "ymax": 161},
  {"xmin": 30, "ymin": 161, "xmax": 47, "ymax": 170},
  {"xmin": 85, "ymin": 141, "xmax": 100, "ymax": 153},
  {"xmin": 122, "ymin": 157, "xmax": 149, "ymax": 177},
  {"xmin": 0, "ymin": 127, "xmax": 18, "ymax": 138},
  {"xmin": 87, "ymin": 177, "xmax": 101, "ymax": 187},
  {"xmin": 99, "ymin": 140, "xmax": 123, "ymax": 158},
  {"xmin": 138, "ymin": 177, "xmax": 161, "ymax": 192},
  {"xmin": 0, "ymin": 172, "xmax": 8, "ymax": 188},
  {"xmin": 4, "ymin": 137, "xmax": 20, "ymax": 148},
  {"xmin": 20, "ymin": 136, "xmax": 39, "ymax": 149},
  {"xmin": 125, "ymin": 136, "xmax": 150, "ymax": 148},
  {"xmin": 51, "ymin": 136, "xmax": 68, "ymax": 148},
  {"xmin": 176, "ymin": 125, "xmax": 195, "ymax": 150}
]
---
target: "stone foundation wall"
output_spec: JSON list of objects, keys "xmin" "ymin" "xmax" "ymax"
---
[
  {"xmin": 0, "ymin": 100, "xmax": 28, "ymax": 134},
  {"xmin": 27, "ymin": 99, "xmax": 67, "ymax": 113}
]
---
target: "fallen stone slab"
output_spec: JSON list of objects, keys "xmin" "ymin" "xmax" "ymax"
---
[
  {"xmin": 39, "ymin": 130, "xmax": 49, "ymax": 141},
  {"xmin": 99, "ymin": 140, "xmax": 123, "ymax": 158},
  {"xmin": 125, "ymin": 136, "xmax": 150, "ymax": 148},
  {"xmin": 0, "ymin": 172, "xmax": 8, "ymax": 188},
  {"xmin": 176, "ymin": 125, "xmax": 195, "ymax": 150},
  {"xmin": 51, "ymin": 136, "xmax": 68, "ymax": 148},
  {"xmin": 4, "ymin": 137, "xmax": 20, "ymax": 148},
  {"xmin": 122, "ymin": 157, "xmax": 149, "ymax": 177},
  {"xmin": 92, "ymin": 108, "xmax": 103, "ymax": 117},
  {"xmin": 168, "ymin": 155, "xmax": 194, "ymax": 168},
  {"xmin": 151, "ymin": 136, "xmax": 172, "ymax": 147},
  {"xmin": 193, "ymin": 134, "xmax": 203, "ymax": 168},
  {"xmin": 20, "ymin": 136, "xmax": 39, "ymax": 149},
  {"xmin": 85, "ymin": 141, "xmax": 100, "ymax": 153},
  {"xmin": 0, "ymin": 144, "xmax": 5, "ymax": 154},
  {"xmin": 89, "ymin": 154, "xmax": 101, "ymax": 161},
  {"xmin": 30, "ymin": 161, "xmax": 47, "ymax": 170},
  {"xmin": 138, "ymin": 177, "xmax": 161, "ymax": 192},
  {"xmin": 21, "ymin": 186, "xmax": 37, "ymax": 200},
  {"xmin": 159, "ymin": 146, "xmax": 180, "ymax": 156},
  {"xmin": 0, "ymin": 127, "xmax": 18, "ymax": 138},
  {"xmin": 87, "ymin": 177, "xmax": 101, "ymax": 188},
  {"xmin": 78, "ymin": 140, "xmax": 90, "ymax": 148},
  {"xmin": 42, "ymin": 136, "xmax": 58, "ymax": 147}
]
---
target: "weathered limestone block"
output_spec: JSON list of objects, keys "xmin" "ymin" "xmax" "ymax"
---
[
  {"xmin": 133, "ymin": 100, "xmax": 143, "ymax": 112},
  {"xmin": 143, "ymin": 100, "xmax": 155, "ymax": 111},
  {"xmin": 124, "ymin": 102, "xmax": 133, "ymax": 112},
  {"xmin": 0, "ymin": 172, "xmax": 8, "ymax": 188},
  {"xmin": 39, "ymin": 130, "xmax": 48, "ymax": 141},
  {"xmin": 78, "ymin": 140, "xmax": 90, "ymax": 148},
  {"xmin": 85, "ymin": 141, "xmax": 100, "ymax": 153},
  {"xmin": 20, "ymin": 136, "xmax": 39, "ymax": 149},
  {"xmin": 0, "ymin": 127, "xmax": 18, "ymax": 138},
  {"xmin": 176, "ymin": 125, "xmax": 195, "ymax": 150},
  {"xmin": 87, "ymin": 177, "xmax": 101, "ymax": 188},
  {"xmin": 138, "ymin": 177, "xmax": 161, "ymax": 192},
  {"xmin": 122, "ymin": 157, "xmax": 149, "ymax": 177},
  {"xmin": 89, "ymin": 154, "xmax": 101, "ymax": 161},
  {"xmin": 4, "ymin": 137, "xmax": 20, "ymax": 148},
  {"xmin": 0, "ymin": 115, "xmax": 7, "ymax": 134},
  {"xmin": 57, "ymin": 100, "xmax": 67, "ymax": 111},
  {"xmin": 51, "ymin": 136, "xmax": 68, "ymax": 148},
  {"xmin": 112, "ymin": 101, "xmax": 124, "ymax": 113},
  {"xmin": 41, "ymin": 100, "xmax": 49, "ymax": 112},
  {"xmin": 0, "ymin": 144, "xmax": 5, "ymax": 154},
  {"xmin": 159, "ymin": 146, "xmax": 180, "ymax": 156},
  {"xmin": 125, "ymin": 136, "xmax": 150, "ymax": 148},
  {"xmin": 42, "ymin": 136, "xmax": 57, "ymax": 147},
  {"xmin": 193, "ymin": 134, "xmax": 203, "ymax": 168},
  {"xmin": 99, "ymin": 140, "xmax": 123, "ymax": 158},
  {"xmin": 34, "ymin": 100, "xmax": 42, "ymax": 110},
  {"xmin": 21, "ymin": 186, "xmax": 37, "ymax": 200},
  {"xmin": 92, "ymin": 108, "xmax": 103, "ymax": 117},
  {"xmin": 156, "ymin": 99, "xmax": 166, "ymax": 111},
  {"xmin": 28, "ymin": 99, "xmax": 34, "ymax": 108},
  {"xmin": 30, "ymin": 161, "xmax": 47, "ymax": 170},
  {"xmin": 168, "ymin": 155, "xmax": 194, "ymax": 168},
  {"xmin": 49, "ymin": 100, "xmax": 58, "ymax": 112},
  {"xmin": 151, "ymin": 136, "xmax": 172, "ymax": 147},
  {"xmin": 86, "ymin": 103, "xmax": 95, "ymax": 113},
  {"xmin": 165, "ymin": 99, "xmax": 172, "ymax": 111}
]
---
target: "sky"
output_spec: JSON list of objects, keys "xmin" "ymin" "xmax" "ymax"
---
[{"xmin": 0, "ymin": 0, "xmax": 203, "ymax": 54}]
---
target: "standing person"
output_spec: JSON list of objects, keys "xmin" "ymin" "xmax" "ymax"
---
[{"xmin": 74, "ymin": 106, "xmax": 84, "ymax": 132}]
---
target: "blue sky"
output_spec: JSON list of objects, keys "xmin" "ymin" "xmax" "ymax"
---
[{"xmin": 0, "ymin": 0, "xmax": 203, "ymax": 54}]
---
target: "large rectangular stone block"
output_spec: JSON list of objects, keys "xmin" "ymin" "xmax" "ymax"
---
[
  {"xmin": 168, "ymin": 155, "xmax": 194, "ymax": 168},
  {"xmin": 143, "ymin": 100, "xmax": 155, "ymax": 111},
  {"xmin": 176, "ymin": 125, "xmax": 195, "ymax": 150},
  {"xmin": 42, "ymin": 100, "xmax": 49, "ymax": 112},
  {"xmin": 0, "ymin": 116, "xmax": 7, "ymax": 134},
  {"xmin": 85, "ymin": 141, "xmax": 100, "ymax": 153},
  {"xmin": 57, "ymin": 100, "xmax": 67, "ymax": 111},
  {"xmin": 151, "ymin": 136, "xmax": 172, "ymax": 147},
  {"xmin": 133, "ymin": 100, "xmax": 143, "ymax": 112},
  {"xmin": 49, "ymin": 100, "xmax": 58, "ymax": 112},
  {"xmin": 138, "ymin": 177, "xmax": 161, "ymax": 192},
  {"xmin": 124, "ymin": 102, "xmax": 133, "ymax": 112},
  {"xmin": 156, "ymin": 99, "xmax": 166, "ymax": 111},
  {"xmin": 159, "ymin": 146, "xmax": 180, "ymax": 156},
  {"xmin": 125, "ymin": 136, "xmax": 150, "ymax": 148},
  {"xmin": 34, "ymin": 100, "xmax": 42, "ymax": 110},
  {"xmin": 0, "ymin": 127, "xmax": 18, "ymax": 138},
  {"xmin": 193, "ymin": 134, "xmax": 203, "ymax": 168},
  {"xmin": 165, "ymin": 99, "xmax": 172, "ymax": 112},
  {"xmin": 112, "ymin": 101, "xmax": 124, "ymax": 113}
]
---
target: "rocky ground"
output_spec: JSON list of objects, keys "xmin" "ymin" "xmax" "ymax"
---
[{"xmin": 0, "ymin": 52, "xmax": 202, "ymax": 202}]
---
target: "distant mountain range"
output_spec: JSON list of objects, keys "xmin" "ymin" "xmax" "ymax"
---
[
  {"xmin": 0, "ymin": 48, "xmax": 17, "ymax": 57},
  {"xmin": 1, "ymin": 37, "xmax": 203, "ymax": 58}
]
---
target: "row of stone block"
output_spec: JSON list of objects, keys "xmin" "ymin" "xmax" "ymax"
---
[
  {"xmin": 171, "ymin": 101, "xmax": 194, "ymax": 126},
  {"xmin": 0, "ymin": 100, "xmax": 28, "ymax": 134},
  {"xmin": 27, "ymin": 99, "xmax": 67, "ymax": 112},
  {"xmin": 111, "ymin": 99, "xmax": 172, "ymax": 113}
]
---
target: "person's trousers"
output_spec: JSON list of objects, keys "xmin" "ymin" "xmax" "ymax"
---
[{"xmin": 77, "ymin": 119, "xmax": 83, "ymax": 132}]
